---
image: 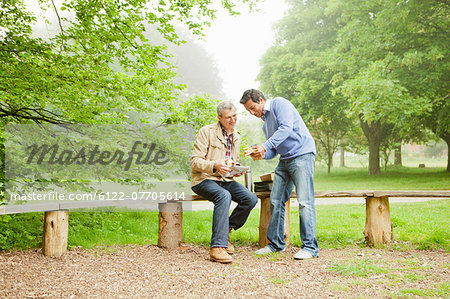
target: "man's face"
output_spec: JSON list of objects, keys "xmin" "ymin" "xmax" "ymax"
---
[
  {"xmin": 243, "ymin": 97, "xmax": 265, "ymax": 118},
  {"xmin": 218, "ymin": 108, "xmax": 237, "ymax": 132}
]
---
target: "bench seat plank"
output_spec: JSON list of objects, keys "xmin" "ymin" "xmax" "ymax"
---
[
  {"xmin": 373, "ymin": 190, "xmax": 450, "ymax": 197},
  {"xmin": 0, "ymin": 203, "xmax": 60, "ymax": 215}
]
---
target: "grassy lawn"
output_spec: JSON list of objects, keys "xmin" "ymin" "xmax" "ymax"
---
[
  {"xmin": 243, "ymin": 155, "xmax": 449, "ymax": 190},
  {"xmin": 1, "ymin": 199, "xmax": 448, "ymax": 252},
  {"xmin": 313, "ymin": 166, "xmax": 449, "ymax": 190}
]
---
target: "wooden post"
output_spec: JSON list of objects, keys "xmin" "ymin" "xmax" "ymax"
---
[
  {"xmin": 364, "ymin": 196, "xmax": 393, "ymax": 246},
  {"xmin": 158, "ymin": 202, "xmax": 183, "ymax": 249},
  {"xmin": 258, "ymin": 196, "xmax": 290, "ymax": 248},
  {"xmin": 43, "ymin": 210, "xmax": 69, "ymax": 257}
]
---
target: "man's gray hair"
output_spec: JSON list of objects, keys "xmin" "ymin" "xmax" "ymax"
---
[{"xmin": 217, "ymin": 101, "xmax": 236, "ymax": 116}]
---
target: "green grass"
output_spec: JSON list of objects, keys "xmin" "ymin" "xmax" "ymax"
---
[
  {"xmin": 1, "ymin": 199, "xmax": 448, "ymax": 252},
  {"xmin": 67, "ymin": 210, "xmax": 160, "ymax": 248},
  {"xmin": 269, "ymin": 274, "xmax": 290, "ymax": 286},
  {"xmin": 328, "ymin": 257, "xmax": 449, "ymax": 298},
  {"xmin": 243, "ymin": 154, "xmax": 449, "ymax": 190},
  {"xmin": 313, "ymin": 166, "xmax": 449, "ymax": 190},
  {"xmin": 328, "ymin": 259, "xmax": 387, "ymax": 277},
  {"xmin": 238, "ymin": 165, "xmax": 449, "ymax": 191},
  {"xmin": 391, "ymin": 282, "xmax": 449, "ymax": 298}
]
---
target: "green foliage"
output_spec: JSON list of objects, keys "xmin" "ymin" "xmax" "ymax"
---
[
  {"xmin": 257, "ymin": 0, "xmax": 450, "ymax": 174},
  {"xmin": 0, "ymin": 213, "xmax": 43, "ymax": 250},
  {"xmin": 161, "ymin": 95, "xmax": 218, "ymax": 131},
  {"xmin": 0, "ymin": 0, "xmax": 259, "ymax": 198},
  {"xmin": 68, "ymin": 210, "xmax": 159, "ymax": 248},
  {"xmin": 1, "ymin": 0, "xmax": 258, "ymax": 125},
  {"xmin": 258, "ymin": 0, "xmax": 355, "ymax": 173}
]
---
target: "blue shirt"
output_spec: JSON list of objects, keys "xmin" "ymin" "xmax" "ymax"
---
[{"xmin": 261, "ymin": 97, "xmax": 316, "ymax": 160}]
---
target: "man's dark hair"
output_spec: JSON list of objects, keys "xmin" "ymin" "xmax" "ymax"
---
[{"xmin": 239, "ymin": 89, "xmax": 266, "ymax": 104}]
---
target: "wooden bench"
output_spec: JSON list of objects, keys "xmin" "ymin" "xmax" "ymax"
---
[
  {"xmin": 180, "ymin": 190, "xmax": 450, "ymax": 248},
  {"xmin": 255, "ymin": 190, "xmax": 450, "ymax": 247},
  {"xmin": 1, "ymin": 190, "xmax": 449, "ymax": 256}
]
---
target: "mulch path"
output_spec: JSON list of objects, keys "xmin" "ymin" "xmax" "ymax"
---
[{"xmin": 1, "ymin": 244, "xmax": 448, "ymax": 298}]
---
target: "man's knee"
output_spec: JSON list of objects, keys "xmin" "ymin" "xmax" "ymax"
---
[
  {"xmin": 249, "ymin": 194, "xmax": 258, "ymax": 208},
  {"xmin": 212, "ymin": 189, "xmax": 232, "ymax": 205}
]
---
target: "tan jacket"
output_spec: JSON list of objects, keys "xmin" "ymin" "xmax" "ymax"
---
[{"xmin": 190, "ymin": 122, "xmax": 241, "ymax": 187}]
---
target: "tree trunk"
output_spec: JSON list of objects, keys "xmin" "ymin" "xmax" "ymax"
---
[
  {"xmin": 363, "ymin": 196, "xmax": 393, "ymax": 246},
  {"xmin": 43, "ymin": 210, "xmax": 69, "ymax": 257},
  {"xmin": 368, "ymin": 140, "xmax": 381, "ymax": 175},
  {"xmin": 158, "ymin": 202, "xmax": 183, "ymax": 249},
  {"xmin": 327, "ymin": 153, "xmax": 333, "ymax": 174},
  {"xmin": 443, "ymin": 135, "xmax": 450, "ymax": 172},
  {"xmin": 360, "ymin": 117, "xmax": 381, "ymax": 176},
  {"xmin": 340, "ymin": 147, "xmax": 345, "ymax": 167},
  {"xmin": 394, "ymin": 144, "xmax": 402, "ymax": 166},
  {"xmin": 258, "ymin": 196, "xmax": 290, "ymax": 248}
]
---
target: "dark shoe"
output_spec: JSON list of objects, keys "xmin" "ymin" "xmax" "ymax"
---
[{"xmin": 210, "ymin": 247, "xmax": 232, "ymax": 263}]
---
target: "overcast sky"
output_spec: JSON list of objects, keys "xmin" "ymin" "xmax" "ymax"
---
[{"xmin": 199, "ymin": 0, "xmax": 289, "ymax": 102}]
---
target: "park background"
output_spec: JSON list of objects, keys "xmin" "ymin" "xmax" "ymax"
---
[{"xmin": 0, "ymin": 0, "xmax": 449, "ymax": 297}]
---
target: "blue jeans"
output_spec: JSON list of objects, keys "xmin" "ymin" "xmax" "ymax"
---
[
  {"xmin": 192, "ymin": 180, "xmax": 258, "ymax": 248},
  {"xmin": 267, "ymin": 153, "xmax": 319, "ymax": 256}
]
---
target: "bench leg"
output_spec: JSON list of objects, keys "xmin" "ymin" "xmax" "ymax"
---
[
  {"xmin": 158, "ymin": 202, "xmax": 183, "ymax": 249},
  {"xmin": 364, "ymin": 196, "xmax": 393, "ymax": 246},
  {"xmin": 43, "ymin": 210, "xmax": 69, "ymax": 257},
  {"xmin": 258, "ymin": 197, "xmax": 290, "ymax": 248}
]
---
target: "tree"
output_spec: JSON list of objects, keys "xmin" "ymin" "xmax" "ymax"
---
[
  {"xmin": 333, "ymin": 0, "xmax": 448, "ymax": 174},
  {"xmin": 377, "ymin": 0, "xmax": 449, "ymax": 172},
  {"xmin": 0, "ymin": 0, "xmax": 259, "ymax": 200},
  {"xmin": 0, "ymin": 0, "xmax": 257, "ymax": 125},
  {"xmin": 258, "ymin": 0, "xmax": 448, "ymax": 175},
  {"xmin": 308, "ymin": 117, "xmax": 346, "ymax": 173},
  {"xmin": 425, "ymin": 97, "xmax": 450, "ymax": 171},
  {"xmin": 258, "ymin": 0, "xmax": 353, "ymax": 173},
  {"xmin": 339, "ymin": 62, "xmax": 429, "ymax": 175}
]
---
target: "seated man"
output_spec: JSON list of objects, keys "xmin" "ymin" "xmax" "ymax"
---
[{"xmin": 190, "ymin": 101, "xmax": 258, "ymax": 263}]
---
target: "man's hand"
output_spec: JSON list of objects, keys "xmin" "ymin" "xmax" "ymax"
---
[
  {"xmin": 250, "ymin": 145, "xmax": 266, "ymax": 160},
  {"xmin": 234, "ymin": 171, "xmax": 246, "ymax": 177},
  {"xmin": 213, "ymin": 161, "xmax": 231, "ymax": 175}
]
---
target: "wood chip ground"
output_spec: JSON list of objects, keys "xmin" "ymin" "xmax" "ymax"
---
[{"xmin": 1, "ymin": 244, "xmax": 448, "ymax": 298}]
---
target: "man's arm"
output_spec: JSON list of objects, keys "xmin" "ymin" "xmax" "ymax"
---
[
  {"xmin": 264, "ymin": 147, "xmax": 277, "ymax": 160},
  {"xmin": 190, "ymin": 127, "xmax": 215, "ymax": 173},
  {"xmin": 190, "ymin": 127, "xmax": 231, "ymax": 175},
  {"xmin": 262, "ymin": 99, "xmax": 294, "ymax": 152},
  {"xmin": 250, "ymin": 145, "xmax": 277, "ymax": 160}
]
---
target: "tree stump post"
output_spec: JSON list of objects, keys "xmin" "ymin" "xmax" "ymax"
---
[
  {"xmin": 43, "ymin": 210, "xmax": 69, "ymax": 257},
  {"xmin": 363, "ymin": 196, "xmax": 393, "ymax": 246},
  {"xmin": 258, "ymin": 196, "xmax": 290, "ymax": 248},
  {"xmin": 158, "ymin": 201, "xmax": 183, "ymax": 249}
]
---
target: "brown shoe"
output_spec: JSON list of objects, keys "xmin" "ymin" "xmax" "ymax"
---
[
  {"xmin": 226, "ymin": 238, "xmax": 235, "ymax": 255},
  {"xmin": 210, "ymin": 247, "xmax": 232, "ymax": 263}
]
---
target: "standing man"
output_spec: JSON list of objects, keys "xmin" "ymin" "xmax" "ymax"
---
[
  {"xmin": 240, "ymin": 89, "xmax": 319, "ymax": 259},
  {"xmin": 191, "ymin": 101, "xmax": 258, "ymax": 263}
]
